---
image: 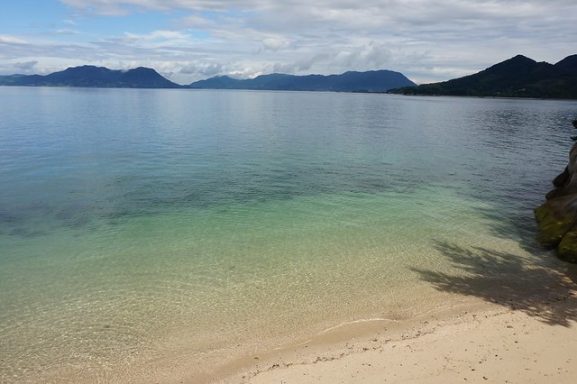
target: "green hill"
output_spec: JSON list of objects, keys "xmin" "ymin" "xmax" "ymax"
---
[
  {"xmin": 390, "ymin": 54, "xmax": 577, "ymax": 99},
  {"xmin": 0, "ymin": 65, "xmax": 180, "ymax": 88},
  {"xmin": 189, "ymin": 70, "xmax": 416, "ymax": 92}
]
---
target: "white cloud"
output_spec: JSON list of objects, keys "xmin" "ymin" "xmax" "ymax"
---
[
  {"xmin": 2, "ymin": 1, "xmax": 574, "ymax": 83},
  {"xmin": 124, "ymin": 30, "xmax": 189, "ymax": 41},
  {"xmin": 0, "ymin": 60, "xmax": 39, "ymax": 75},
  {"xmin": 13, "ymin": 60, "xmax": 38, "ymax": 71},
  {"xmin": 261, "ymin": 37, "xmax": 290, "ymax": 52},
  {"xmin": 54, "ymin": 28, "xmax": 81, "ymax": 35},
  {"xmin": 0, "ymin": 35, "xmax": 27, "ymax": 44}
]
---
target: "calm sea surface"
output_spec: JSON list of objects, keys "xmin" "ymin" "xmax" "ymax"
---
[{"xmin": 0, "ymin": 87, "xmax": 576, "ymax": 382}]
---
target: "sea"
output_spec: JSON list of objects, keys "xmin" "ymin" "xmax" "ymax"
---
[{"xmin": 0, "ymin": 87, "xmax": 575, "ymax": 383}]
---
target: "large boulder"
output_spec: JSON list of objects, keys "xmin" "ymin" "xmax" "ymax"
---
[
  {"xmin": 536, "ymin": 121, "xmax": 577, "ymax": 263},
  {"xmin": 535, "ymin": 196, "xmax": 577, "ymax": 247},
  {"xmin": 558, "ymin": 228, "xmax": 577, "ymax": 263}
]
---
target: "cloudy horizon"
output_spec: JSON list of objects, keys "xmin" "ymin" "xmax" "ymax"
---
[{"xmin": 0, "ymin": 0, "xmax": 575, "ymax": 85}]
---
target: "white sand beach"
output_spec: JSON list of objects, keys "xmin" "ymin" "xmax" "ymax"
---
[{"xmin": 216, "ymin": 262, "xmax": 577, "ymax": 384}]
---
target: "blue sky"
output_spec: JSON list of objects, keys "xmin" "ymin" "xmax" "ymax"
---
[
  {"xmin": 0, "ymin": 1, "xmax": 179, "ymax": 42},
  {"xmin": 1, "ymin": 0, "xmax": 575, "ymax": 84}
]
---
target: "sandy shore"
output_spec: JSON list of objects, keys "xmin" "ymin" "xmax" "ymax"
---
[
  {"xmin": 19, "ymin": 245, "xmax": 576, "ymax": 384},
  {"xmin": 215, "ymin": 261, "xmax": 577, "ymax": 384}
]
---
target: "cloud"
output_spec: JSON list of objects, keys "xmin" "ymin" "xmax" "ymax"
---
[
  {"xmin": 124, "ymin": 30, "xmax": 189, "ymax": 41},
  {"xmin": 0, "ymin": 35, "xmax": 27, "ymax": 44},
  {"xmin": 0, "ymin": 60, "xmax": 39, "ymax": 75},
  {"xmin": 179, "ymin": 62, "xmax": 223, "ymax": 76},
  {"xmin": 2, "ymin": 1, "xmax": 574, "ymax": 83},
  {"xmin": 261, "ymin": 37, "xmax": 290, "ymax": 52},
  {"xmin": 54, "ymin": 28, "xmax": 81, "ymax": 35},
  {"xmin": 13, "ymin": 61, "xmax": 39, "ymax": 71}
]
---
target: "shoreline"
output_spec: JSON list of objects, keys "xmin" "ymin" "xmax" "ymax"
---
[
  {"xmin": 7, "ymin": 238, "xmax": 576, "ymax": 384},
  {"xmin": 212, "ymin": 300, "xmax": 490, "ymax": 383},
  {"xmin": 219, "ymin": 303, "xmax": 577, "ymax": 384},
  {"xmin": 14, "ymin": 249, "xmax": 577, "ymax": 384},
  {"xmin": 211, "ymin": 260, "xmax": 577, "ymax": 384}
]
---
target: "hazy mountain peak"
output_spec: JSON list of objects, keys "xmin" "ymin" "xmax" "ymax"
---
[
  {"xmin": 0, "ymin": 65, "xmax": 179, "ymax": 88},
  {"xmin": 188, "ymin": 69, "xmax": 415, "ymax": 92}
]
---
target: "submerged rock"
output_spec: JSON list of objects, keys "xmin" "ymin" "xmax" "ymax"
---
[{"xmin": 535, "ymin": 120, "xmax": 577, "ymax": 263}]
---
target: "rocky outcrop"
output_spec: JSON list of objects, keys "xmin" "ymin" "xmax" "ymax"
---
[{"xmin": 535, "ymin": 120, "xmax": 577, "ymax": 263}]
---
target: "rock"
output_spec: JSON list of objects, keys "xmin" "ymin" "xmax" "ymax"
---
[
  {"xmin": 534, "ymin": 199, "xmax": 577, "ymax": 247},
  {"xmin": 558, "ymin": 229, "xmax": 577, "ymax": 263},
  {"xmin": 535, "ymin": 120, "xmax": 577, "ymax": 263},
  {"xmin": 552, "ymin": 166, "xmax": 570, "ymax": 188}
]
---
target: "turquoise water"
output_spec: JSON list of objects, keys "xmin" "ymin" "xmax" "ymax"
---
[{"xmin": 0, "ymin": 87, "xmax": 576, "ymax": 382}]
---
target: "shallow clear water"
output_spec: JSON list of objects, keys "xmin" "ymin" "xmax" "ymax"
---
[{"xmin": 0, "ymin": 87, "xmax": 575, "ymax": 382}]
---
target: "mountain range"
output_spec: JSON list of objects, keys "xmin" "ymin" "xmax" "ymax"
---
[
  {"xmin": 0, "ymin": 66, "xmax": 415, "ymax": 92},
  {"xmin": 0, "ymin": 65, "xmax": 180, "ymax": 88},
  {"xmin": 390, "ymin": 54, "xmax": 577, "ymax": 99},
  {"xmin": 2, "ymin": 55, "xmax": 576, "ymax": 98},
  {"xmin": 188, "ymin": 70, "xmax": 416, "ymax": 92}
]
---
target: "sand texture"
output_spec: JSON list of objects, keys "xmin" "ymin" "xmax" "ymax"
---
[{"xmin": 218, "ymin": 264, "xmax": 577, "ymax": 384}]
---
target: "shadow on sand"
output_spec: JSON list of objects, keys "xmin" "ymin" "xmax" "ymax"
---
[{"xmin": 413, "ymin": 241, "xmax": 577, "ymax": 327}]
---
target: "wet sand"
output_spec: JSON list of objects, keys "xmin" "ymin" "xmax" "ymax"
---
[{"xmin": 216, "ymin": 260, "xmax": 577, "ymax": 384}]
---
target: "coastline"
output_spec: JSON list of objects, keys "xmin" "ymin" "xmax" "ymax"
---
[
  {"xmin": 3, "ymin": 88, "xmax": 577, "ymax": 384},
  {"xmin": 35, "ymin": 239, "xmax": 574, "ymax": 384},
  {"xmin": 15, "ymin": 242, "xmax": 577, "ymax": 384},
  {"xmin": 212, "ymin": 256, "xmax": 577, "ymax": 384},
  {"xmin": 226, "ymin": 305, "xmax": 577, "ymax": 384}
]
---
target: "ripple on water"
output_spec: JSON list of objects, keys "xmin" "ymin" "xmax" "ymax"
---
[{"xmin": 0, "ymin": 89, "xmax": 575, "ymax": 383}]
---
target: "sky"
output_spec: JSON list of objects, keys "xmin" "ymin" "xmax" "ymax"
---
[{"xmin": 0, "ymin": 0, "xmax": 575, "ymax": 85}]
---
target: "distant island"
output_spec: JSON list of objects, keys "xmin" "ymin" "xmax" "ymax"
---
[
  {"xmin": 390, "ymin": 54, "xmax": 577, "ymax": 99},
  {"xmin": 188, "ymin": 70, "xmax": 416, "ymax": 92},
  {"xmin": 0, "ymin": 66, "xmax": 415, "ymax": 92},
  {"xmin": 3, "ymin": 55, "xmax": 577, "ymax": 98},
  {"xmin": 0, "ymin": 66, "xmax": 180, "ymax": 89}
]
